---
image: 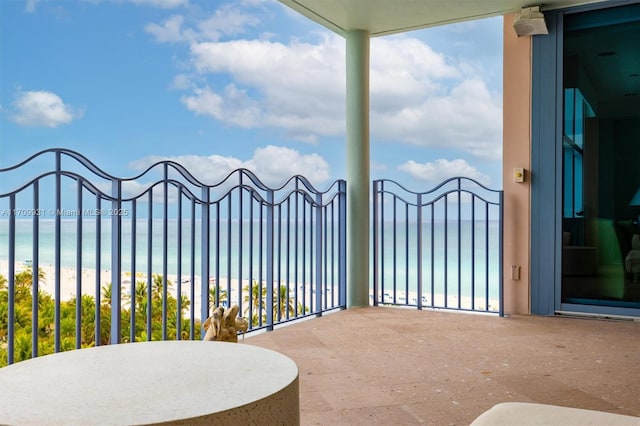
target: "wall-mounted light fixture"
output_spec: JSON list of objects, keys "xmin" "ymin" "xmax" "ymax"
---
[{"xmin": 513, "ymin": 6, "xmax": 548, "ymax": 37}]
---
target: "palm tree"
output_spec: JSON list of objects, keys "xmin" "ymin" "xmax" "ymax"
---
[
  {"xmin": 134, "ymin": 281, "xmax": 147, "ymax": 305},
  {"xmin": 132, "ymin": 281, "xmax": 149, "ymax": 339},
  {"xmin": 14, "ymin": 267, "xmax": 45, "ymax": 303},
  {"xmin": 0, "ymin": 294, "xmax": 8, "ymax": 343},
  {"xmin": 297, "ymin": 301, "xmax": 310, "ymax": 316},
  {"xmin": 14, "ymin": 267, "xmax": 45, "ymax": 287},
  {"xmin": 243, "ymin": 281, "xmax": 266, "ymax": 326},
  {"xmin": 37, "ymin": 290, "xmax": 55, "ymax": 338},
  {"xmin": 14, "ymin": 333, "xmax": 32, "ymax": 362},
  {"xmin": 178, "ymin": 294, "xmax": 190, "ymax": 314},
  {"xmin": 78, "ymin": 294, "xmax": 97, "ymax": 346},
  {"xmin": 59, "ymin": 316, "xmax": 76, "ymax": 345},
  {"xmin": 101, "ymin": 283, "xmax": 112, "ymax": 307},
  {"xmin": 151, "ymin": 274, "xmax": 167, "ymax": 297},
  {"xmin": 209, "ymin": 285, "xmax": 227, "ymax": 308},
  {"xmin": 101, "ymin": 282, "xmax": 130, "ymax": 308},
  {"xmin": 273, "ymin": 285, "xmax": 295, "ymax": 321}
]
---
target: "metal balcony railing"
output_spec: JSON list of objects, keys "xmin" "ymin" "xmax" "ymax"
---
[
  {"xmin": 1, "ymin": 149, "xmax": 504, "ymax": 367},
  {"xmin": 373, "ymin": 178, "xmax": 504, "ymax": 316},
  {"xmin": 0, "ymin": 149, "xmax": 346, "ymax": 366}
]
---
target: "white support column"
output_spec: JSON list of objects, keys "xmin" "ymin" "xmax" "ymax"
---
[{"xmin": 346, "ymin": 29, "xmax": 370, "ymax": 307}]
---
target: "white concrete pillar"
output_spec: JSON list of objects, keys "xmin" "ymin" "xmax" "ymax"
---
[{"xmin": 346, "ymin": 29, "xmax": 370, "ymax": 307}]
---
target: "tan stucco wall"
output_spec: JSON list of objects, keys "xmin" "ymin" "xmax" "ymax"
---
[{"xmin": 502, "ymin": 14, "xmax": 531, "ymax": 314}]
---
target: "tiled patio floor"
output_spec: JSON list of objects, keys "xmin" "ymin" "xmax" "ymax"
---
[{"xmin": 242, "ymin": 307, "xmax": 640, "ymax": 425}]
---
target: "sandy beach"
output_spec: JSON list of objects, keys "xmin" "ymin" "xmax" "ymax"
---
[
  {"xmin": 0, "ymin": 259, "xmax": 219, "ymax": 319},
  {"xmin": 0, "ymin": 259, "xmax": 497, "ymax": 315},
  {"xmin": 1, "ymin": 259, "xmax": 106, "ymax": 299},
  {"xmin": 1, "ymin": 261, "xmax": 299, "ymax": 324},
  {"xmin": 0, "ymin": 260, "xmax": 341, "ymax": 320}
]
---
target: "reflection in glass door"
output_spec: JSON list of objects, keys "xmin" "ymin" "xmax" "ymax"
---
[{"xmin": 561, "ymin": 3, "xmax": 640, "ymax": 310}]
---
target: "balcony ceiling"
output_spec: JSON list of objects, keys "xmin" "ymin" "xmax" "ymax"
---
[{"xmin": 279, "ymin": 0, "xmax": 608, "ymax": 36}]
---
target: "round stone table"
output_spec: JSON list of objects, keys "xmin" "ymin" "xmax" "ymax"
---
[{"xmin": 0, "ymin": 341, "xmax": 299, "ymax": 425}]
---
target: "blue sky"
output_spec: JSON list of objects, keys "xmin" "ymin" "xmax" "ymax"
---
[{"xmin": 0, "ymin": 0, "xmax": 503, "ymax": 192}]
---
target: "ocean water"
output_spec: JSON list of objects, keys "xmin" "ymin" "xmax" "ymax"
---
[
  {"xmin": 375, "ymin": 219, "xmax": 501, "ymax": 303},
  {"xmin": 0, "ymin": 218, "xmax": 343, "ymax": 282},
  {"xmin": 1, "ymin": 219, "xmax": 259, "ymax": 276},
  {"xmin": 0, "ymin": 218, "xmax": 501, "ymax": 303}
]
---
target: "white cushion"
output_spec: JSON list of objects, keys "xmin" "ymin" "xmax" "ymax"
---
[{"xmin": 470, "ymin": 403, "xmax": 640, "ymax": 426}]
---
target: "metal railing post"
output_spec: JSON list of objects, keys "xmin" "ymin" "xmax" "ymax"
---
[
  {"xmin": 32, "ymin": 183, "xmax": 40, "ymax": 357},
  {"xmin": 176, "ymin": 191, "xmax": 182, "ymax": 340},
  {"xmin": 499, "ymin": 191, "xmax": 504, "ymax": 317},
  {"xmin": 417, "ymin": 193, "xmax": 423, "ymax": 310},
  {"xmin": 95, "ymin": 196, "xmax": 102, "ymax": 345},
  {"xmin": 162, "ymin": 165, "xmax": 169, "ymax": 340},
  {"xmin": 130, "ymin": 200, "xmax": 137, "ymax": 343},
  {"xmin": 457, "ymin": 179, "xmax": 462, "ymax": 309},
  {"xmin": 146, "ymin": 192, "xmax": 153, "ymax": 340},
  {"xmin": 75, "ymin": 181, "xmax": 82, "ymax": 349},
  {"xmin": 7, "ymin": 195, "xmax": 16, "ymax": 365},
  {"xmin": 54, "ymin": 152, "xmax": 62, "ymax": 352},
  {"xmin": 339, "ymin": 180, "xmax": 347, "ymax": 307},
  {"xmin": 315, "ymin": 192, "xmax": 323, "ymax": 316},
  {"xmin": 266, "ymin": 189, "xmax": 274, "ymax": 330},
  {"xmin": 201, "ymin": 187, "xmax": 210, "ymax": 337},
  {"xmin": 372, "ymin": 180, "xmax": 379, "ymax": 306},
  {"xmin": 110, "ymin": 179, "xmax": 122, "ymax": 344}
]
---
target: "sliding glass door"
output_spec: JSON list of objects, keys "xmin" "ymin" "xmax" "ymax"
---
[{"xmin": 561, "ymin": 3, "xmax": 640, "ymax": 311}]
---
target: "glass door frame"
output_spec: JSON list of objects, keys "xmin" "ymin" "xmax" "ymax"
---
[{"xmin": 530, "ymin": 0, "xmax": 640, "ymax": 317}]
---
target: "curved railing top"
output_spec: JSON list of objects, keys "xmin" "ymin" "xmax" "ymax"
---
[
  {"xmin": 374, "ymin": 176, "xmax": 502, "ymax": 195},
  {"xmin": 374, "ymin": 177, "xmax": 503, "ymax": 208},
  {"xmin": 0, "ymin": 148, "xmax": 262, "ymax": 189},
  {"xmin": 0, "ymin": 148, "xmax": 345, "ymax": 202},
  {"xmin": 0, "ymin": 148, "xmax": 113, "ymax": 179}
]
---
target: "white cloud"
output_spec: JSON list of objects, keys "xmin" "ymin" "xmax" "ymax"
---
[
  {"xmin": 373, "ymin": 78, "xmax": 502, "ymax": 161},
  {"xmin": 180, "ymin": 84, "xmax": 268, "ymax": 131},
  {"xmin": 171, "ymin": 74, "xmax": 192, "ymax": 90},
  {"xmin": 147, "ymin": 5, "xmax": 502, "ymax": 160},
  {"xmin": 398, "ymin": 159, "xmax": 490, "ymax": 185},
  {"xmin": 25, "ymin": 0, "xmax": 39, "ymax": 12},
  {"xmin": 197, "ymin": 4, "xmax": 260, "ymax": 41},
  {"xmin": 129, "ymin": 153, "xmax": 243, "ymax": 185},
  {"xmin": 145, "ymin": 5, "xmax": 259, "ymax": 43},
  {"xmin": 180, "ymin": 86, "xmax": 226, "ymax": 118},
  {"xmin": 186, "ymin": 35, "xmax": 346, "ymax": 142},
  {"xmin": 127, "ymin": 0, "xmax": 188, "ymax": 8},
  {"xmin": 11, "ymin": 90, "xmax": 83, "ymax": 128},
  {"xmin": 370, "ymin": 37, "xmax": 460, "ymax": 113},
  {"xmin": 246, "ymin": 145, "xmax": 330, "ymax": 185},
  {"xmin": 23, "ymin": 0, "xmax": 187, "ymax": 14},
  {"xmin": 129, "ymin": 145, "xmax": 330, "ymax": 187},
  {"xmin": 145, "ymin": 15, "xmax": 192, "ymax": 43}
]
